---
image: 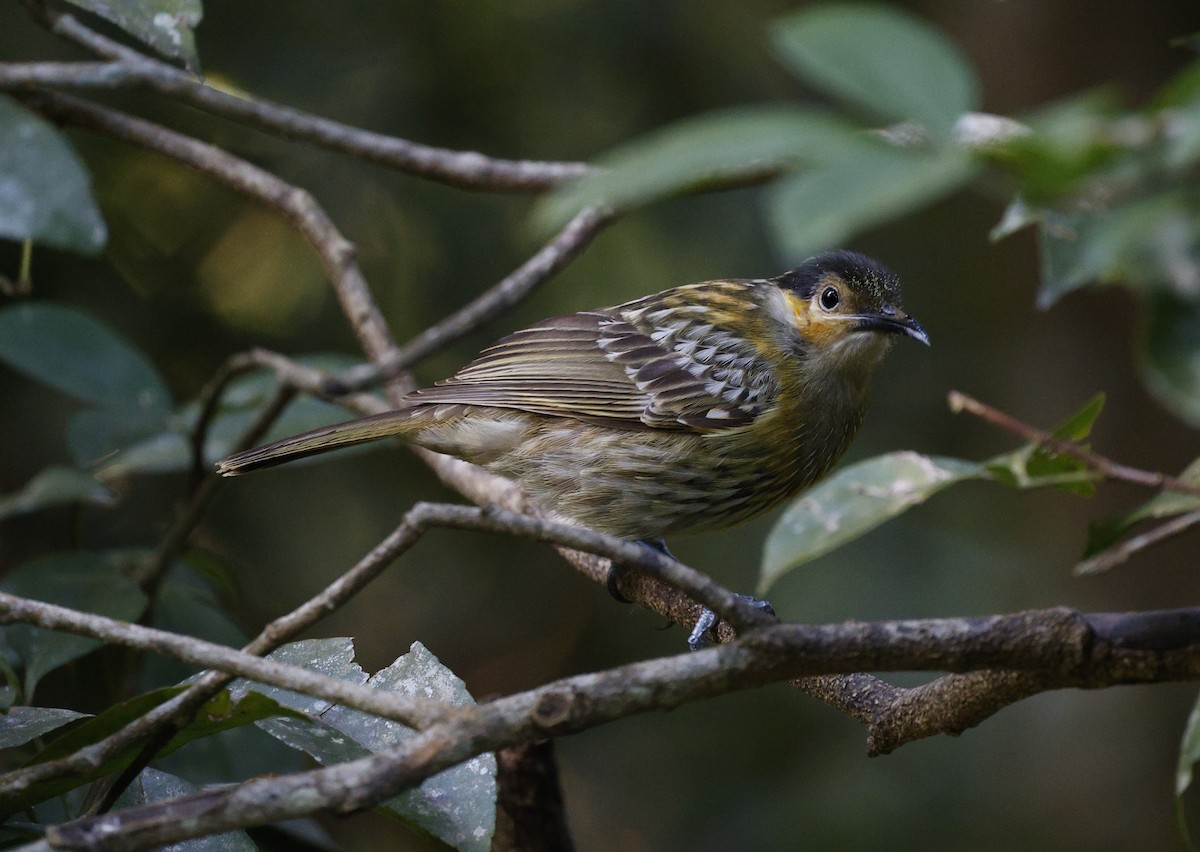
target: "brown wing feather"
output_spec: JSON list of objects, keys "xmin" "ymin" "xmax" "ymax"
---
[{"xmin": 407, "ymin": 284, "xmax": 779, "ymax": 431}]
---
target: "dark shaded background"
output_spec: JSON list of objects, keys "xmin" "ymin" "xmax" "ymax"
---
[{"xmin": 3, "ymin": 1, "xmax": 1200, "ymax": 849}]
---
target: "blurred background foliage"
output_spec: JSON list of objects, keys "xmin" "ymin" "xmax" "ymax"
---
[{"xmin": 3, "ymin": 1, "xmax": 1200, "ymax": 850}]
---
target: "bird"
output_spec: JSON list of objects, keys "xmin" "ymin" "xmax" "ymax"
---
[{"xmin": 217, "ymin": 250, "xmax": 927, "ymax": 639}]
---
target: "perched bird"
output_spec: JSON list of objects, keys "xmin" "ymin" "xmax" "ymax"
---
[{"xmin": 219, "ymin": 249, "xmax": 926, "ymax": 551}]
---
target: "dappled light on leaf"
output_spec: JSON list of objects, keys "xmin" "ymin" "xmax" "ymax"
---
[
  {"xmin": 229, "ymin": 638, "xmax": 496, "ymax": 851},
  {"xmin": 64, "ymin": 0, "xmax": 203, "ymax": 74}
]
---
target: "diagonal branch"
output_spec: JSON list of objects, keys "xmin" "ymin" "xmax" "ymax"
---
[{"xmin": 327, "ymin": 203, "xmax": 615, "ymax": 394}]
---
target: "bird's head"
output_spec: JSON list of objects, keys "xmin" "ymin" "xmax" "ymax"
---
[{"xmin": 773, "ymin": 250, "xmax": 929, "ymax": 372}]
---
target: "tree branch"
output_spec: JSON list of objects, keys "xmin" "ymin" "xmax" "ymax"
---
[
  {"xmin": 12, "ymin": 88, "xmax": 403, "ymax": 374},
  {"xmin": 0, "ymin": 499, "xmax": 761, "ymax": 799},
  {"xmin": 15, "ymin": 4, "xmax": 593, "ymax": 192},
  {"xmin": 949, "ymin": 390, "xmax": 1200, "ymax": 497},
  {"xmin": 1076, "ymin": 508, "xmax": 1200, "ymax": 576},
  {"xmin": 493, "ymin": 740, "xmax": 576, "ymax": 852},
  {"xmin": 30, "ymin": 606, "xmax": 1200, "ymax": 851},
  {"xmin": 0, "ymin": 592, "xmax": 450, "ymax": 730},
  {"xmin": 326, "ymin": 203, "xmax": 615, "ymax": 395}
]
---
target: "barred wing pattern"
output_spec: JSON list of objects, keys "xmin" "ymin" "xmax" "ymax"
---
[{"xmin": 407, "ymin": 283, "xmax": 780, "ymax": 431}]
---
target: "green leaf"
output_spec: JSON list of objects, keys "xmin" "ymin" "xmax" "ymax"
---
[
  {"xmin": 0, "ymin": 552, "xmax": 148, "ymax": 698},
  {"xmin": 989, "ymin": 196, "xmax": 1041, "ymax": 242},
  {"xmin": 1141, "ymin": 293, "xmax": 1200, "ymax": 427},
  {"xmin": 988, "ymin": 91, "xmax": 1121, "ymax": 203},
  {"xmin": 0, "ymin": 686, "xmax": 301, "ymax": 817},
  {"xmin": 0, "ymin": 687, "xmax": 181, "ymax": 817},
  {"xmin": 0, "ymin": 466, "xmax": 115, "ymax": 520},
  {"xmin": 0, "ymin": 302, "xmax": 172, "ymax": 415},
  {"xmin": 1178, "ymin": 688, "xmax": 1200, "ymax": 797},
  {"xmin": 114, "ymin": 768, "xmax": 255, "ymax": 851},
  {"xmin": 0, "ymin": 95, "xmax": 107, "ymax": 254},
  {"xmin": 766, "ymin": 145, "xmax": 974, "ymax": 260},
  {"xmin": 986, "ymin": 394, "xmax": 1105, "ymax": 495},
  {"xmin": 67, "ymin": 408, "xmax": 176, "ymax": 468},
  {"xmin": 0, "ymin": 706, "xmax": 87, "ymax": 749},
  {"xmin": 231, "ymin": 639, "xmax": 496, "ymax": 851},
  {"xmin": 1083, "ymin": 457, "xmax": 1200, "ymax": 564},
  {"xmin": 93, "ymin": 354, "xmax": 366, "ymax": 478},
  {"xmin": 64, "ymin": 0, "xmax": 204, "ymax": 75},
  {"xmin": 533, "ymin": 106, "xmax": 862, "ymax": 229},
  {"xmin": 770, "ymin": 4, "xmax": 980, "ymax": 138},
  {"xmin": 1036, "ymin": 191, "xmax": 1200, "ymax": 308},
  {"xmin": 759, "ymin": 452, "xmax": 985, "ymax": 594}
]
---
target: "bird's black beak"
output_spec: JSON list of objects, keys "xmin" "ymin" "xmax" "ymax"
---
[{"xmin": 854, "ymin": 309, "xmax": 930, "ymax": 346}]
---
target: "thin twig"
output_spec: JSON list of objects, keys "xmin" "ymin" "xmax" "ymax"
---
[
  {"xmin": 37, "ymin": 606, "xmax": 1200, "ymax": 850},
  {"xmin": 327, "ymin": 203, "xmax": 615, "ymax": 394},
  {"xmin": 137, "ymin": 384, "xmax": 296, "ymax": 593},
  {"xmin": 0, "ymin": 504, "xmax": 429, "ymax": 799},
  {"xmin": 16, "ymin": 4, "xmax": 593, "ymax": 192},
  {"xmin": 0, "ymin": 592, "xmax": 451, "ymax": 729},
  {"xmin": 949, "ymin": 390, "xmax": 1200, "ymax": 497},
  {"xmin": 187, "ymin": 352, "xmax": 262, "ymax": 492},
  {"xmin": 1076, "ymin": 508, "xmax": 1200, "ymax": 576},
  {"xmin": 0, "ymin": 61, "xmax": 143, "ymax": 88}
]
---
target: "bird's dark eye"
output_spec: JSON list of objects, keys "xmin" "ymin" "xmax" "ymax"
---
[{"xmin": 819, "ymin": 286, "xmax": 840, "ymax": 311}]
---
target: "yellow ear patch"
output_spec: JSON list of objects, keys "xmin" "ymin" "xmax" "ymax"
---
[
  {"xmin": 783, "ymin": 290, "xmax": 810, "ymax": 330},
  {"xmin": 783, "ymin": 289, "xmax": 853, "ymax": 349}
]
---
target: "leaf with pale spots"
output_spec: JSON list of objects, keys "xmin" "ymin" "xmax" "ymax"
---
[
  {"xmin": 759, "ymin": 452, "xmax": 985, "ymax": 594},
  {"xmin": 229, "ymin": 638, "xmax": 496, "ymax": 852},
  {"xmin": 64, "ymin": 0, "xmax": 204, "ymax": 74},
  {"xmin": 0, "ymin": 707, "xmax": 87, "ymax": 750}
]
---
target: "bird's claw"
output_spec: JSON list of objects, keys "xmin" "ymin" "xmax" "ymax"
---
[{"xmin": 688, "ymin": 595, "xmax": 775, "ymax": 650}]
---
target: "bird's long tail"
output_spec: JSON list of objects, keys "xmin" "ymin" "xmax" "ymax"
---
[{"xmin": 216, "ymin": 408, "xmax": 418, "ymax": 476}]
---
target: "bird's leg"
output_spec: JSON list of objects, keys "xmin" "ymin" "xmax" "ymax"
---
[
  {"xmin": 606, "ymin": 539, "xmax": 674, "ymax": 603},
  {"xmin": 610, "ymin": 541, "xmax": 775, "ymax": 650}
]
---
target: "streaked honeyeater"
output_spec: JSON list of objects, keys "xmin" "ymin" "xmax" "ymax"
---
[{"xmin": 218, "ymin": 250, "xmax": 928, "ymax": 639}]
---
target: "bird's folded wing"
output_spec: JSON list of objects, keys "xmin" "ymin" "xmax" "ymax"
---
[{"xmin": 407, "ymin": 299, "xmax": 777, "ymax": 431}]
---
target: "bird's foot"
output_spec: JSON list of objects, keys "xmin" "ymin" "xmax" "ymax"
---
[
  {"xmin": 687, "ymin": 596, "xmax": 775, "ymax": 651},
  {"xmin": 606, "ymin": 539, "xmax": 674, "ymax": 604}
]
